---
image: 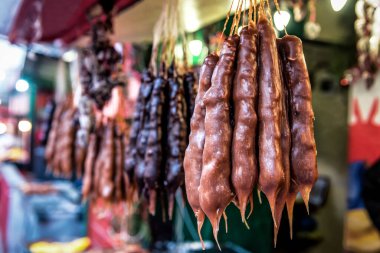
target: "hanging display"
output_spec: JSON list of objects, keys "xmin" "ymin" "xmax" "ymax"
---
[
  {"xmin": 183, "ymin": 0, "xmax": 318, "ymax": 249},
  {"xmin": 45, "ymin": 4, "xmax": 131, "ymax": 207},
  {"xmin": 43, "ymin": 0, "xmax": 318, "ymax": 249},
  {"xmin": 124, "ymin": 0, "xmax": 195, "ymax": 219}
]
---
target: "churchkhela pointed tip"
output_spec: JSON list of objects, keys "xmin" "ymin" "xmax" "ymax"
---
[
  {"xmin": 286, "ymin": 192, "xmax": 297, "ymax": 240},
  {"xmin": 265, "ymin": 190, "xmax": 278, "ymax": 229},
  {"xmin": 148, "ymin": 189, "xmax": 157, "ymax": 216},
  {"xmin": 258, "ymin": 189, "xmax": 262, "ymax": 204},
  {"xmin": 196, "ymin": 211, "xmax": 206, "ymax": 250},
  {"xmin": 239, "ymin": 198, "xmax": 248, "ymax": 225},
  {"xmin": 223, "ymin": 211, "xmax": 229, "ymax": 233},
  {"xmin": 274, "ymin": 226, "xmax": 279, "ymax": 248},
  {"xmin": 168, "ymin": 193, "xmax": 174, "ymax": 220},
  {"xmin": 247, "ymin": 195, "xmax": 254, "ymax": 219},
  {"xmin": 300, "ymin": 186, "xmax": 312, "ymax": 215},
  {"xmin": 210, "ymin": 213, "xmax": 222, "ymax": 251}
]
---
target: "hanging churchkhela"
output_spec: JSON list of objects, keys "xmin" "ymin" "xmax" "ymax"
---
[
  {"xmin": 231, "ymin": 19, "xmax": 259, "ymax": 228},
  {"xmin": 165, "ymin": 65, "xmax": 188, "ymax": 219},
  {"xmin": 184, "ymin": 0, "xmax": 318, "ymax": 248},
  {"xmin": 278, "ymin": 35, "xmax": 318, "ymax": 238},
  {"xmin": 125, "ymin": 0, "xmax": 195, "ymax": 219},
  {"xmin": 125, "ymin": 70, "xmax": 154, "ymax": 198},
  {"xmin": 45, "ymin": 98, "xmax": 77, "ymax": 178},
  {"xmin": 45, "ymin": 7, "xmax": 132, "ymax": 207},
  {"xmin": 75, "ymin": 16, "xmax": 124, "ymax": 179},
  {"xmin": 184, "ymin": 53, "xmax": 219, "ymax": 249}
]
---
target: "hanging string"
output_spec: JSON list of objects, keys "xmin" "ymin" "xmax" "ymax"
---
[
  {"xmin": 178, "ymin": 0, "xmax": 189, "ymax": 71},
  {"xmin": 160, "ymin": 0, "xmax": 169, "ymax": 73},
  {"xmin": 233, "ymin": 0, "xmax": 244, "ymax": 35},
  {"xmin": 245, "ymin": 0, "xmax": 249, "ymax": 24},
  {"xmin": 265, "ymin": 0, "xmax": 273, "ymax": 25},
  {"xmin": 150, "ymin": 0, "xmax": 167, "ymax": 75},
  {"xmin": 162, "ymin": 0, "xmax": 170, "ymax": 67},
  {"xmin": 231, "ymin": 0, "xmax": 239, "ymax": 35},
  {"xmin": 248, "ymin": 0, "xmax": 253, "ymax": 22},
  {"xmin": 161, "ymin": 0, "xmax": 170, "ymax": 74},
  {"xmin": 181, "ymin": 32, "xmax": 189, "ymax": 71},
  {"xmin": 217, "ymin": 0, "xmax": 235, "ymax": 53},
  {"xmin": 161, "ymin": 0, "xmax": 171, "ymax": 73},
  {"xmin": 259, "ymin": 0, "xmax": 264, "ymax": 19},
  {"xmin": 237, "ymin": 0, "xmax": 244, "ymax": 32},
  {"xmin": 168, "ymin": 0, "xmax": 178, "ymax": 66},
  {"xmin": 273, "ymin": 0, "xmax": 288, "ymax": 35},
  {"xmin": 229, "ymin": 0, "xmax": 241, "ymax": 36},
  {"xmin": 243, "ymin": 0, "xmax": 247, "ymax": 26},
  {"xmin": 246, "ymin": 0, "xmax": 250, "ymax": 25}
]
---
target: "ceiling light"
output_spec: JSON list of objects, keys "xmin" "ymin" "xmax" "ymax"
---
[
  {"xmin": 15, "ymin": 79, "xmax": 29, "ymax": 92},
  {"xmin": 188, "ymin": 40, "xmax": 203, "ymax": 57},
  {"xmin": 331, "ymin": 0, "xmax": 347, "ymax": 12},
  {"xmin": 18, "ymin": 120, "xmax": 32, "ymax": 133},
  {"xmin": 273, "ymin": 11, "xmax": 291, "ymax": 31},
  {"xmin": 0, "ymin": 122, "xmax": 7, "ymax": 135},
  {"xmin": 62, "ymin": 50, "xmax": 78, "ymax": 62}
]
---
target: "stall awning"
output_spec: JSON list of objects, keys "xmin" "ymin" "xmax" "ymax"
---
[
  {"xmin": 1, "ymin": 0, "xmax": 355, "ymax": 46},
  {"xmin": 6, "ymin": 0, "xmax": 140, "ymax": 45}
]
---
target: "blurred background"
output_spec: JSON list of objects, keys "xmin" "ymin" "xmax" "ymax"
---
[{"xmin": 0, "ymin": 0, "xmax": 379, "ymax": 252}]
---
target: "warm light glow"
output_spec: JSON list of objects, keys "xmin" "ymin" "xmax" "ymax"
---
[
  {"xmin": 62, "ymin": 50, "xmax": 77, "ymax": 62},
  {"xmin": 375, "ymin": 8, "xmax": 380, "ymax": 24},
  {"xmin": 174, "ymin": 44, "xmax": 184, "ymax": 59},
  {"xmin": 331, "ymin": 0, "xmax": 347, "ymax": 12},
  {"xmin": 274, "ymin": 11, "xmax": 291, "ymax": 31},
  {"xmin": 188, "ymin": 40, "xmax": 203, "ymax": 56},
  {"xmin": 0, "ymin": 122, "xmax": 7, "ymax": 135},
  {"xmin": 18, "ymin": 120, "xmax": 32, "ymax": 133},
  {"xmin": 15, "ymin": 79, "xmax": 29, "ymax": 92},
  {"xmin": 183, "ymin": 0, "xmax": 201, "ymax": 32}
]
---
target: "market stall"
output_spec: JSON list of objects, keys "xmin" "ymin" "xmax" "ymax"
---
[{"xmin": 0, "ymin": 0, "xmax": 378, "ymax": 252}]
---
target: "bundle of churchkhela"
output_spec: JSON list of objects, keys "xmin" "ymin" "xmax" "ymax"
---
[
  {"xmin": 40, "ymin": 100, "xmax": 56, "ymax": 146},
  {"xmin": 75, "ymin": 13, "xmax": 125, "ymax": 177},
  {"xmin": 125, "ymin": 0, "xmax": 194, "ymax": 219},
  {"xmin": 45, "ymin": 98, "xmax": 132, "ymax": 204},
  {"xmin": 184, "ymin": 0, "xmax": 318, "ymax": 249},
  {"xmin": 45, "ymin": 5, "xmax": 129, "ymax": 203},
  {"xmin": 81, "ymin": 118, "xmax": 131, "ymax": 204},
  {"xmin": 79, "ymin": 15, "xmax": 124, "ymax": 110},
  {"xmin": 45, "ymin": 97, "xmax": 77, "ymax": 178}
]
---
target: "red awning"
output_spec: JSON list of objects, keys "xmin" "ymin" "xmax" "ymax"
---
[{"xmin": 8, "ymin": 0, "xmax": 140, "ymax": 45}]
